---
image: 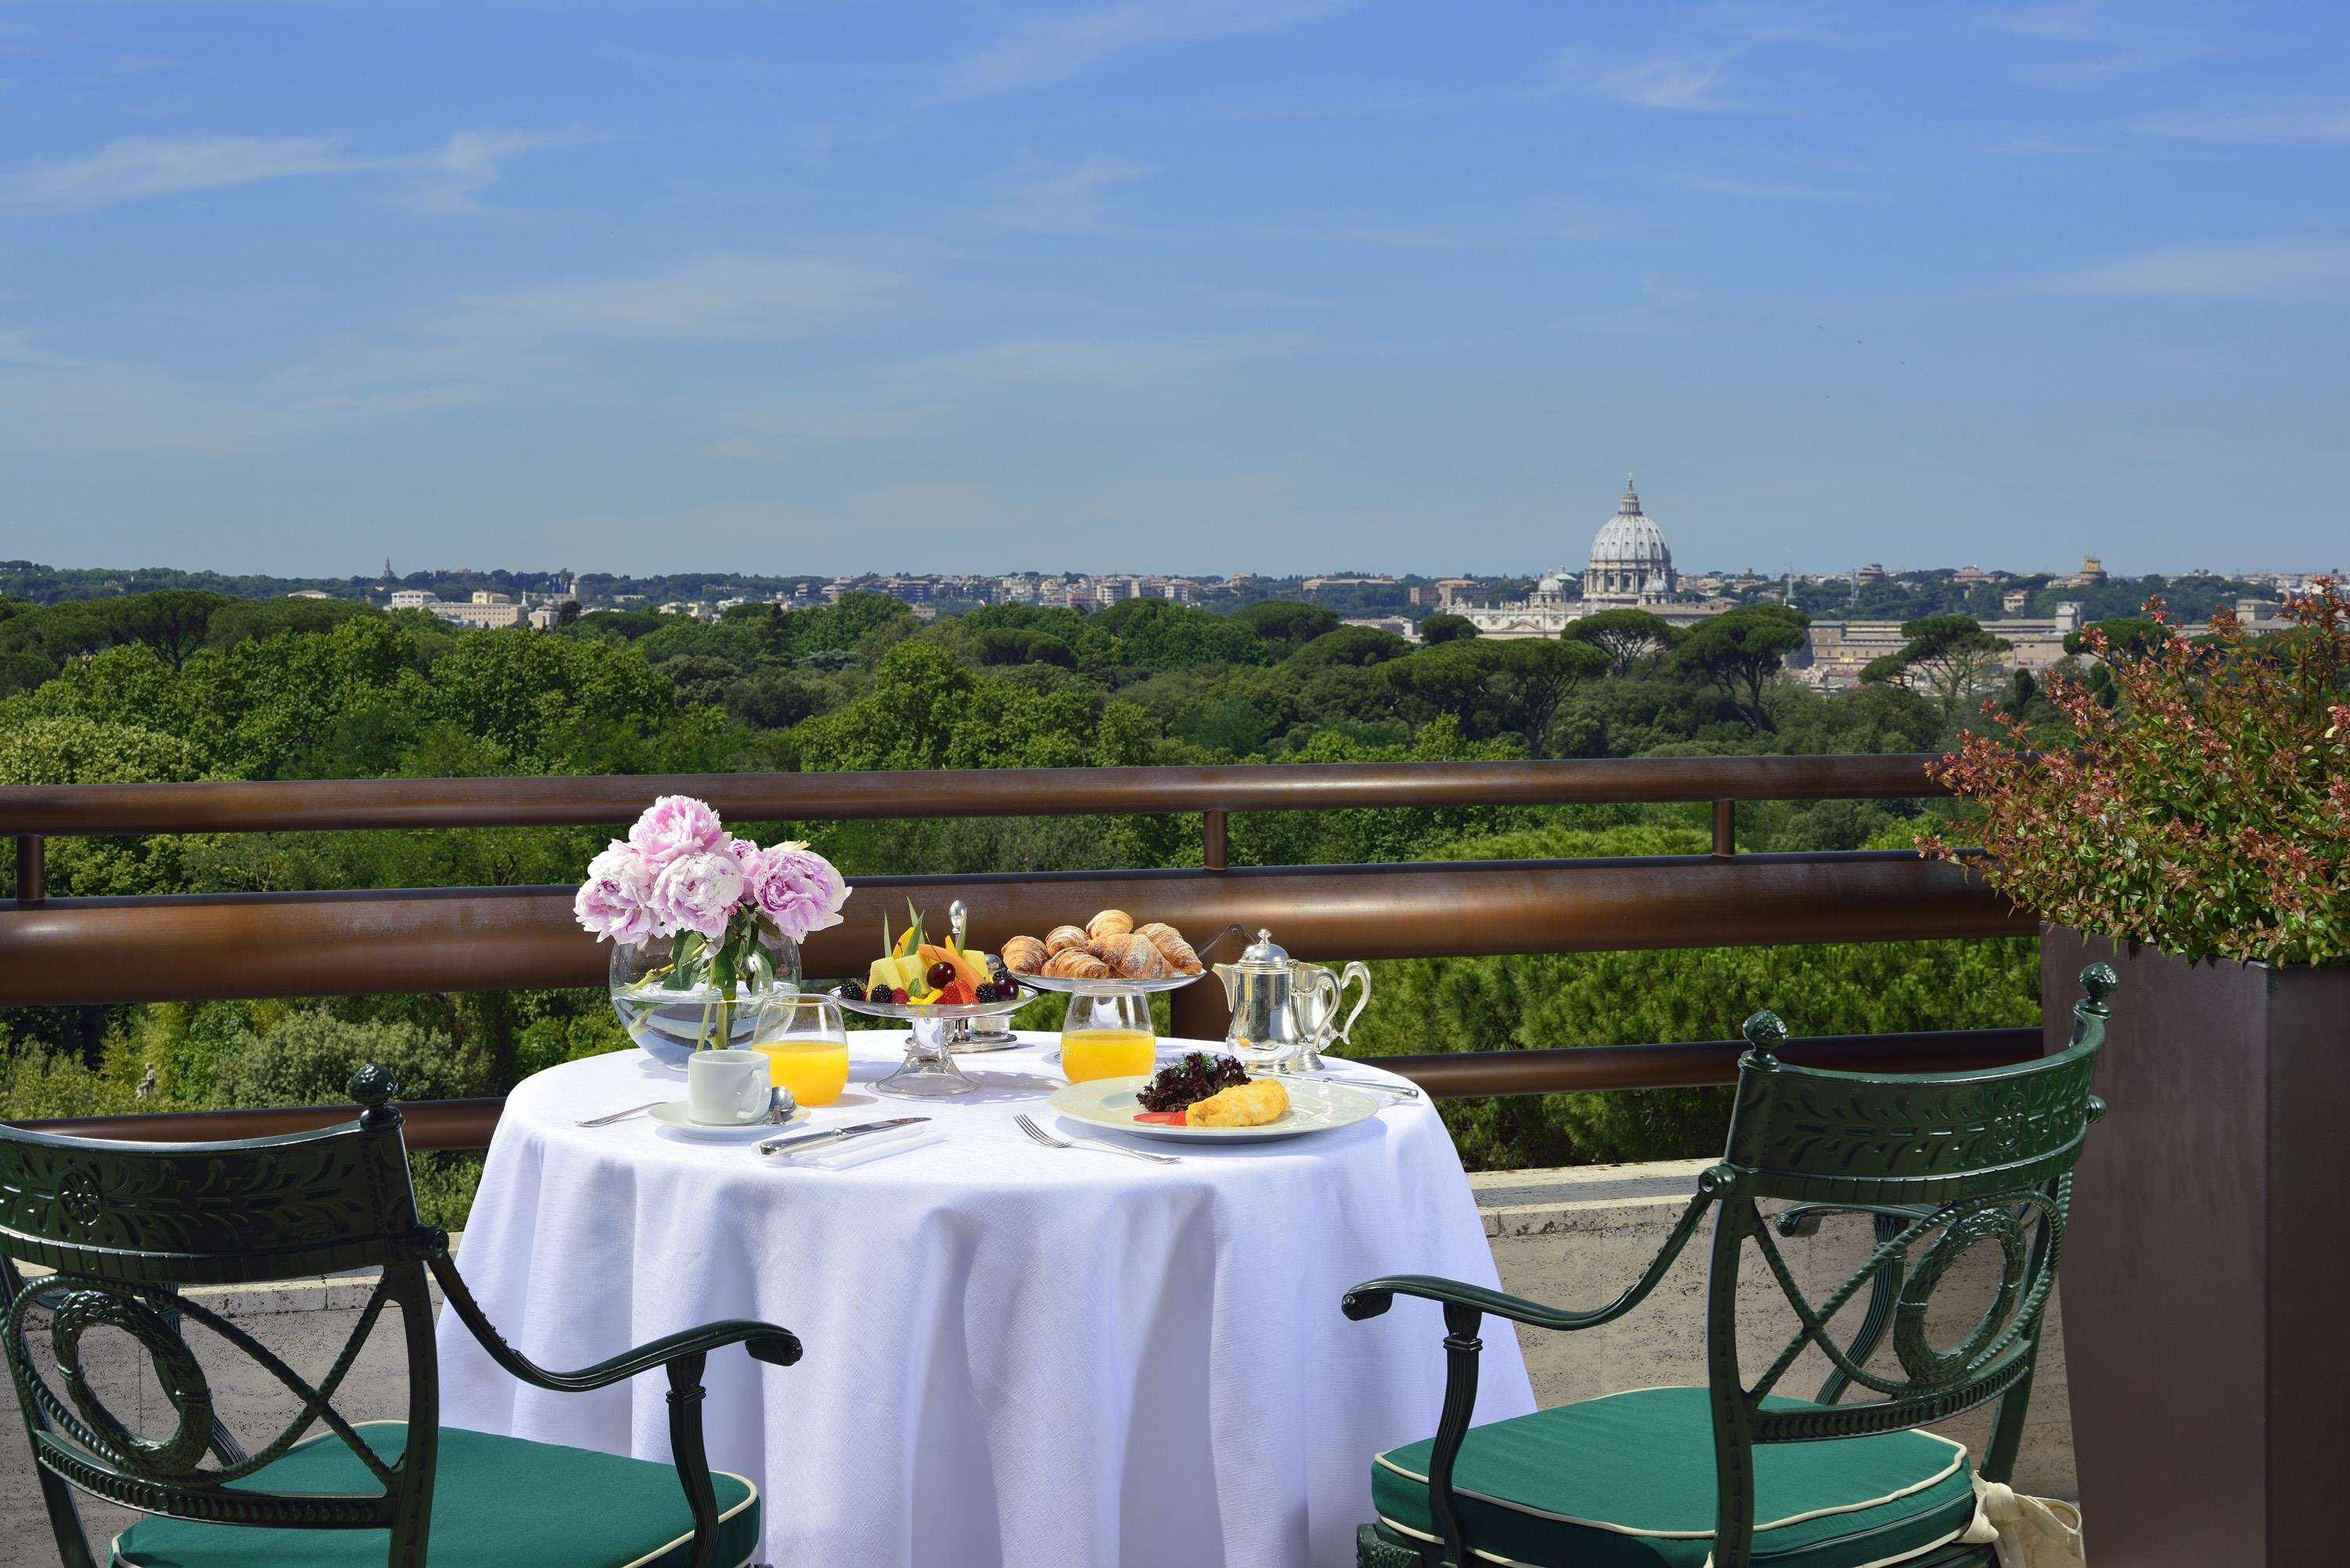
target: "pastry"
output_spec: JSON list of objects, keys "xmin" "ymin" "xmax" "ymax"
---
[
  {"xmin": 1096, "ymin": 931, "xmax": 1172, "ymax": 980},
  {"xmin": 1044, "ymin": 924, "xmax": 1092, "ymax": 957},
  {"xmin": 1086, "ymin": 909, "xmax": 1134, "ymax": 943},
  {"xmin": 1001, "ymin": 934, "xmax": 1048, "ymax": 974},
  {"xmin": 1134, "ymin": 922, "xmax": 1202, "ymax": 974},
  {"xmin": 1184, "ymin": 1078, "xmax": 1289, "ymax": 1129},
  {"xmin": 1042, "ymin": 948, "xmax": 1114, "ymax": 980}
]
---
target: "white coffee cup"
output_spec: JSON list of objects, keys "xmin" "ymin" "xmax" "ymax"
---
[{"xmin": 687, "ymin": 1050, "xmax": 772, "ymax": 1125}]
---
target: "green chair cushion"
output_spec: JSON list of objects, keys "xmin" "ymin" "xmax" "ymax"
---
[
  {"xmin": 1372, "ymin": 1386, "xmax": 1978, "ymax": 1568},
  {"xmin": 113, "ymin": 1423, "xmax": 759, "ymax": 1568}
]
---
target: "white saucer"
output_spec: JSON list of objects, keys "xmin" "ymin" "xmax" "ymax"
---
[{"xmin": 647, "ymin": 1101, "xmax": 808, "ymax": 1141}]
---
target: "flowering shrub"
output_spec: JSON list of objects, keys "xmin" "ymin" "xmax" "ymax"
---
[
  {"xmin": 574, "ymin": 794, "xmax": 850, "ymax": 992},
  {"xmin": 1920, "ymin": 580, "xmax": 2348, "ymax": 967}
]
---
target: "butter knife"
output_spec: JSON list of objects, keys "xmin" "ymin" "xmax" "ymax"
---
[{"xmin": 760, "ymin": 1117, "xmax": 928, "ymax": 1157}]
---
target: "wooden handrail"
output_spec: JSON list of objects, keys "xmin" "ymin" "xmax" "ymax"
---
[
  {"xmin": 12, "ymin": 1030, "xmax": 2042, "ymax": 1149},
  {"xmin": 0, "ymin": 755, "xmax": 1950, "ymax": 836},
  {"xmin": 0, "ymin": 853, "xmax": 2024, "ymax": 1006}
]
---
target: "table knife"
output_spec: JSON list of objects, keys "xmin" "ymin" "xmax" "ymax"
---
[{"xmin": 759, "ymin": 1117, "xmax": 928, "ymax": 1157}]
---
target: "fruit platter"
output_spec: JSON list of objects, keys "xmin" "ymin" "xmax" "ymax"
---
[
  {"xmin": 833, "ymin": 904, "xmax": 1030, "ymax": 1098},
  {"xmin": 996, "ymin": 910, "xmax": 1228, "ymax": 995}
]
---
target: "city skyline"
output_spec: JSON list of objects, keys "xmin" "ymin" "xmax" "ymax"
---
[{"xmin": 5, "ymin": 2, "xmax": 2347, "ymax": 575}]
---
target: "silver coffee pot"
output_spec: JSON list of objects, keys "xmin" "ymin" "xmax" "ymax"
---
[{"xmin": 1213, "ymin": 930, "xmax": 1310, "ymax": 1063}]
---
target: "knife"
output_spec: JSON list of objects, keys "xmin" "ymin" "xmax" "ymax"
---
[{"xmin": 759, "ymin": 1117, "xmax": 928, "ymax": 1157}]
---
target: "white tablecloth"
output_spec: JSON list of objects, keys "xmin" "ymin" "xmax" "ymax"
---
[{"xmin": 436, "ymin": 1033, "xmax": 1534, "ymax": 1567}]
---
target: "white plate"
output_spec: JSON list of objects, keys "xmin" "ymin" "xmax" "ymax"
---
[
  {"xmin": 1045, "ymin": 1075, "xmax": 1383, "ymax": 1143},
  {"xmin": 646, "ymin": 1101, "xmax": 808, "ymax": 1141}
]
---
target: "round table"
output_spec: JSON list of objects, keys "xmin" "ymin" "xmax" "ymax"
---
[{"xmin": 436, "ymin": 1033, "xmax": 1534, "ymax": 1568}]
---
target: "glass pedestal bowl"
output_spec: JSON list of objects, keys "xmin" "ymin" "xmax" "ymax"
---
[{"xmin": 833, "ymin": 985, "xmax": 1032, "ymax": 1098}]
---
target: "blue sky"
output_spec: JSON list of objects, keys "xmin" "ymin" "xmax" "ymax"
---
[{"xmin": 2, "ymin": 1, "xmax": 2345, "ymax": 579}]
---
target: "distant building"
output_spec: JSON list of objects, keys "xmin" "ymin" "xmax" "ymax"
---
[
  {"xmin": 1788, "ymin": 604, "xmax": 2085, "ymax": 692},
  {"xmin": 2001, "ymin": 588, "xmax": 2030, "ymax": 614},
  {"xmin": 285, "ymin": 590, "xmax": 334, "ymax": 600},
  {"xmin": 1853, "ymin": 563, "xmax": 1889, "ymax": 587},
  {"xmin": 1468, "ymin": 477, "xmax": 1716, "ymax": 639},
  {"xmin": 389, "ymin": 589, "xmax": 436, "ymax": 610},
  {"xmin": 1342, "ymin": 616, "xmax": 1419, "ymax": 642},
  {"xmin": 2054, "ymin": 555, "xmax": 2108, "ymax": 588},
  {"xmin": 1952, "ymin": 565, "xmax": 1995, "ymax": 587},
  {"xmin": 431, "ymin": 600, "xmax": 524, "ymax": 628}
]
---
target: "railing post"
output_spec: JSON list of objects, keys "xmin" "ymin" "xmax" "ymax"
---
[
  {"xmin": 14, "ymin": 833, "xmax": 43, "ymax": 904},
  {"xmin": 1170, "ymin": 810, "xmax": 1232, "ymax": 1043},
  {"xmin": 1710, "ymin": 800, "xmax": 1734, "ymax": 858}
]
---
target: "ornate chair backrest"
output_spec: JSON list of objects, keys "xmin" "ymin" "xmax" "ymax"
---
[
  {"xmin": 0, "ymin": 1065, "xmax": 443, "ymax": 1566},
  {"xmin": 1698, "ymin": 966, "xmax": 2116, "ymax": 1566}
]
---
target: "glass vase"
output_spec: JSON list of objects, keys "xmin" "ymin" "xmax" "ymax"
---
[{"xmin": 608, "ymin": 926, "xmax": 801, "ymax": 1069}]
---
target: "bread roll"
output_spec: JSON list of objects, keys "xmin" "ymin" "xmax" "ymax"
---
[
  {"xmin": 1096, "ymin": 931, "xmax": 1172, "ymax": 980},
  {"xmin": 1185, "ymin": 1078, "xmax": 1289, "ymax": 1128},
  {"xmin": 1135, "ymin": 922, "xmax": 1202, "ymax": 975},
  {"xmin": 1044, "ymin": 925, "xmax": 1091, "ymax": 957},
  {"xmin": 1000, "ymin": 935, "xmax": 1047, "ymax": 974},
  {"xmin": 1042, "ymin": 948, "xmax": 1113, "ymax": 980},
  {"xmin": 1086, "ymin": 909, "xmax": 1134, "ymax": 943}
]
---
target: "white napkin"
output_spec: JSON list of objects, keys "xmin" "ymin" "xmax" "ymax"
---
[{"xmin": 780, "ymin": 1124, "xmax": 944, "ymax": 1171}]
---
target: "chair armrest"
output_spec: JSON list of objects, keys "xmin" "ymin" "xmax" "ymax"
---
[
  {"xmin": 1773, "ymin": 1202, "xmax": 1932, "ymax": 1239},
  {"xmin": 428, "ymin": 1251, "xmax": 801, "ymax": 1395},
  {"xmin": 1343, "ymin": 1276, "xmax": 1632, "ymax": 1331},
  {"xmin": 1344, "ymin": 1175, "xmax": 1721, "ymax": 1333}
]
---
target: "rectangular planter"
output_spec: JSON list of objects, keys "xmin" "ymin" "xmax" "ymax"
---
[{"xmin": 2043, "ymin": 927, "xmax": 2350, "ymax": 1568}]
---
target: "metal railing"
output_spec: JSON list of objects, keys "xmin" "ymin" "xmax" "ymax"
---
[{"xmin": 0, "ymin": 756, "xmax": 2037, "ymax": 1148}]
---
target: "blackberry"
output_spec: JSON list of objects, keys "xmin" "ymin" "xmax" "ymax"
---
[{"xmin": 838, "ymin": 980, "xmax": 866, "ymax": 1003}]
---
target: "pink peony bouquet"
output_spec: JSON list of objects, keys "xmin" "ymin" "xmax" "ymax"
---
[{"xmin": 577, "ymin": 796, "xmax": 849, "ymax": 997}]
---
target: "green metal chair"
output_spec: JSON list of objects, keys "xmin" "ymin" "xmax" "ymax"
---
[
  {"xmin": 0, "ymin": 1066, "xmax": 800, "ymax": 1568},
  {"xmin": 1343, "ymin": 965, "xmax": 2117, "ymax": 1568}
]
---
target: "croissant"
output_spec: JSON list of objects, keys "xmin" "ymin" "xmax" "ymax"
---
[
  {"xmin": 1134, "ymin": 922, "xmax": 1202, "ymax": 975},
  {"xmin": 1044, "ymin": 925, "xmax": 1092, "ymax": 957},
  {"xmin": 1096, "ymin": 932, "xmax": 1172, "ymax": 980},
  {"xmin": 1086, "ymin": 909, "xmax": 1134, "ymax": 943},
  {"xmin": 1000, "ymin": 935, "xmax": 1048, "ymax": 974},
  {"xmin": 1042, "ymin": 948, "xmax": 1113, "ymax": 980}
]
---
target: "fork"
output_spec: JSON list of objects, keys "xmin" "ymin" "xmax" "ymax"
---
[{"xmin": 1014, "ymin": 1113, "xmax": 1180, "ymax": 1165}]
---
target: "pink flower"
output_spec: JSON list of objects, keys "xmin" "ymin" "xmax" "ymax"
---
[
  {"xmin": 573, "ymin": 841, "xmax": 656, "ymax": 946},
  {"xmin": 649, "ymin": 846, "xmax": 747, "ymax": 941},
  {"xmin": 743, "ymin": 840, "xmax": 849, "ymax": 943},
  {"xmin": 628, "ymin": 795, "xmax": 726, "ymax": 869}
]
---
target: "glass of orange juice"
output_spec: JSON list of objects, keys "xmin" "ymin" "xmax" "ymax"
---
[
  {"xmin": 750, "ymin": 993, "xmax": 851, "ymax": 1107},
  {"xmin": 1060, "ymin": 990, "xmax": 1157, "ymax": 1084}
]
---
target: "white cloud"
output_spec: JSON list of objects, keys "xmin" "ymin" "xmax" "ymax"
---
[
  {"xmin": 391, "ymin": 129, "xmax": 591, "ymax": 215},
  {"xmin": 941, "ymin": 0, "xmax": 1357, "ymax": 98},
  {"xmin": 454, "ymin": 253, "xmax": 900, "ymax": 340},
  {"xmin": 2133, "ymin": 102, "xmax": 2350, "ymax": 145},
  {"xmin": 708, "ymin": 330, "xmax": 1307, "ymax": 453},
  {"xmin": 1672, "ymin": 168, "xmax": 1884, "ymax": 202},
  {"xmin": 9, "ymin": 128, "xmax": 580, "ymax": 212},
  {"xmin": 1556, "ymin": 274, "xmax": 1698, "ymax": 335},
  {"xmin": 988, "ymin": 154, "xmax": 1155, "ymax": 233},
  {"xmin": 1592, "ymin": 56, "xmax": 1730, "ymax": 110},
  {"xmin": 2041, "ymin": 242, "xmax": 2350, "ymax": 302},
  {"xmin": 1979, "ymin": 1, "xmax": 2216, "ymax": 88},
  {"xmin": 16, "ymin": 135, "xmax": 349, "ymax": 206}
]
